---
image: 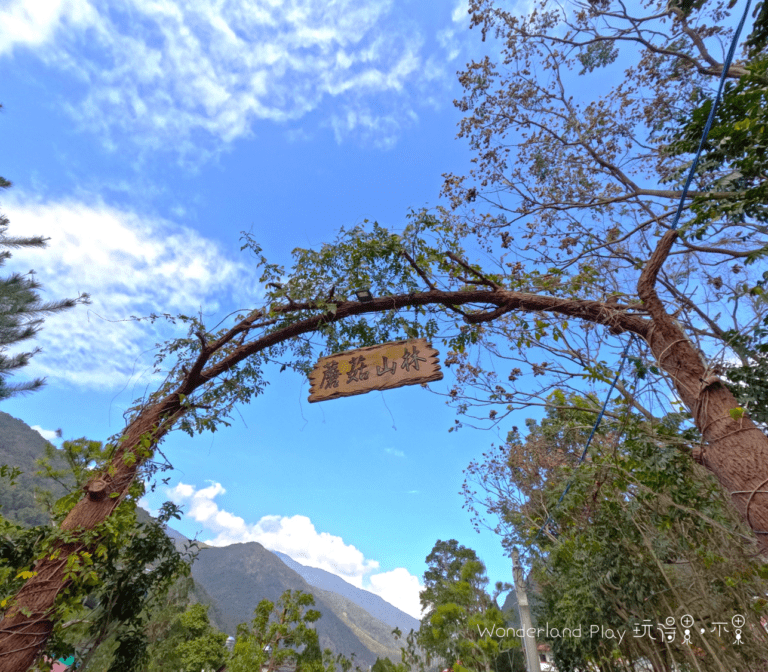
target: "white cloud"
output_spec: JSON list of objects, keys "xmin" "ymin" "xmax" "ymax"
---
[
  {"xmin": 31, "ymin": 425, "xmax": 61, "ymax": 442},
  {"xmin": 368, "ymin": 568, "xmax": 423, "ymax": 619},
  {"xmin": 384, "ymin": 447, "xmax": 405, "ymax": 457},
  {"xmin": 0, "ymin": 0, "xmax": 97, "ymax": 56},
  {"xmin": 1, "ymin": 193, "xmax": 259, "ymax": 391},
  {"xmin": 451, "ymin": 0, "xmax": 469, "ymax": 24},
  {"xmin": 168, "ymin": 480, "xmax": 379, "ymax": 578},
  {"xmin": 0, "ymin": 0, "xmax": 465, "ymax": 153},
  {"xmin": 434, "ymin": 0, "xmax": 471, "ymax": 63},
  {"xmin": 165, "ymin": 480, "xmax": 424, "ymax": 617}
]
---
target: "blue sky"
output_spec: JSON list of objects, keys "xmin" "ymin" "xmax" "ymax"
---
[{"xmin": 0, "ymin": 0, "xmax": 535, "ymax": 619}]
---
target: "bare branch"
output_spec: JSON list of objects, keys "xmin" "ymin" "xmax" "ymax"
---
[
  {"xmin": 445, "ymin": 252, "xmax": 501, "ymax": 290},
  {"xmin": 401, "ymin": 250, "xmax": 438, "ymax": 290}
]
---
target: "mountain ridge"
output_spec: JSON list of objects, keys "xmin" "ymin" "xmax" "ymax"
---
[
  {"xmin": 0, "ymin": 410, "xmax": 411, "ymax": 665},
  {"xmin": 272, "ymin": 550, "xmax": 420, "ymax": 635},
  {"xmin": 187, "ymin": 539, "xmax": 403, "ymax": 665}
]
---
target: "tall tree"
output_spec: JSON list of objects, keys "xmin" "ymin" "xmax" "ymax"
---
[
  {"xmin": 418, "ymin": 540, "xmax": 516, "ymax": 672},
  {"xmin": 142, "ymin": 575, "xmax": 199, "ymax": 672},
  {"xmin": 463, "ymin": 396, "xmax": 768, "ymax": 670},
  {"xmin": 372, "ymin": 656, "xmax": 409, "ymax": 672},
  {"xmin": 662, "ymin": 2, "xmax": 768, "ymax": 424},
  {"xmin": 437, "ymin": 0, "xmax": 767, "ymax": 437},
  {"xmin": 2, "ymin": 1, "xmax": 768, "ymax": 665},
  {"xmin": 0, "ymin": 437, "xmax": 193, "ymax": 671},
  {"xmin": 228, "ymin": 589, "xmax": 331, "ymax": 672},
  {"xmin": 0, "ymin": 136, "xmax": 90, "ymax": 399},
  {"xmin": 438, "ymin": 0, "xmax": 768, "ymax": 581},
  {"xmin": 151, "ymin": 602, "xmax": 228, "ymax": 672}
]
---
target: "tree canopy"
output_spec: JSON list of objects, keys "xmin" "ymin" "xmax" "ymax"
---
[
  {"xmin": 0, "ymin": 148, "xmax": 90, "ymax": 400},
  {"xmin": 464, "ymin": 396, "xmax": 768, "ymax": 670},
  {"xmin": 147, "ymin": 601, "xmax": 228, "ymax": 672},
  {"xmin": 0, "ymin": 437, "xmax": 194, "ymax": 671},
  {"xmin": 417, "ymin": 540, "xmax": 521, "ymax": 672}
]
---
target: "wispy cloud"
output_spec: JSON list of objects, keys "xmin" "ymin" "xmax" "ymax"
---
[
  {"xmin": 2, "ymin": 193, "xmax": 259, "ymax": 392},
  {"xmin": 161, "ymin": 480, "xmax": 424, "ymax": 617},
  {"xmin": 0, "ymin": 0, "xmax": 465, "ymax": 154},
  {"xmin": 436, "ymin": 0, "xmax": 471, "ymax": 62},
  {"xmin": 384, "ymin": 447, "xmax": 405, "ymax": 457},
  {"xmin": 0, "ymin": 0, "xmax": 97, "ymax": 56}
]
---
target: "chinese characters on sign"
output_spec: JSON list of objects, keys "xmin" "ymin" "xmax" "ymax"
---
[{"xmin": 308, "ymin": 338, "xmax": 442, "ymax": 403}]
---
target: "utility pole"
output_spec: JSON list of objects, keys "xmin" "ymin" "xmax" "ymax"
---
[{"xmin": 512, "ymin": 548, "xmax": 541, "ymax": 672}]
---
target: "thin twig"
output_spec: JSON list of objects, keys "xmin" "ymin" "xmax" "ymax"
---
[
  {"xmin": 445, "ymin": 252, "xmax": 501, "ymax": 290},
  {"xmin": 401, "ymin": 250, "xmax": 437, "ymax": 290}
]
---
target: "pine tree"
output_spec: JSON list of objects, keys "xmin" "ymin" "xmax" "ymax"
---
[{"xmin": 0, "ymin": 131, "xmax": 89, "ymax": 399}]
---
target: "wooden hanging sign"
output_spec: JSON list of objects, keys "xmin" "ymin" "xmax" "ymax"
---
[{"xmin": 308, "ymin": 338, "xmax": 443, "ymax": 403}]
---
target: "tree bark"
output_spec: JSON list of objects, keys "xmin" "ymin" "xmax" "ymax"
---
[
  {"xmin": 637, "ymin": 231, "xmax": 768, "ymax": 553},
  {"xmin": 0, "ymin": 253, "xmax": 766, "ymax": 670},
  {"xmin": 0, "ymin": 399, "xmax": 183, "ymax": 672}
]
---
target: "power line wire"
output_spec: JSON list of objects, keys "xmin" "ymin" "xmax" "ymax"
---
[{"xmin": 532, "ymin": 0, "xmax": 754, "ymax": 543}]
